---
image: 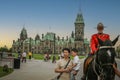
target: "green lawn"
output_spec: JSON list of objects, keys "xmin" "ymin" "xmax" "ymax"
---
[
  {"xmin": 79, "ymin": 56, "xmax": 86, "ymax": 59},
  {"xmin": 0, "ymin": 66, "xmax": 13, "ymax": 78},
  {"xmin": 13, "ymin": 53, "xmax": 85, "ymax": 60}
]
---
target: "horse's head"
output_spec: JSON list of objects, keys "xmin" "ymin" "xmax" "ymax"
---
[{"xmin": 96, "ymin": 35, "xmax": 119, "ymax": 80}]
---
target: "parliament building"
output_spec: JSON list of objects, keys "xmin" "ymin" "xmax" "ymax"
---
[{"xmin": 12, "ymin": 13, "xmax": 90, "ymax": 55}]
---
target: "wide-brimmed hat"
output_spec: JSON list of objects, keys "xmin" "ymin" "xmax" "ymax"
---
[{"xmin": 95, "ymin": 22, "xmax": 106, "ymax": 30}]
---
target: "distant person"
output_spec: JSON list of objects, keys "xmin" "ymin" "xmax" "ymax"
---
[
  {"xmin": 44, "ymin": 53, "xmax": 47, "ymax": 61},
  {"xmin": 58, "ymin": 54, "xmax": 61, "ymax": 60},
  {"xmin": 0, "ymin": 52, "xmax": 3, "ymax": 60},
  {"xmin": 55, "ymin": 48, "xmax": 73, "ymax": 80},
  {"xmin": 22, "ymin": 51, "xmax": 27, "ymax": 63},
  {"xmin": 70, "ymin": 48, "xmax": 81, "ymax": 80},
  {"xmin": 28, "ymin": 52, "xmax": 32, "ymax": 60},
  {"xmin": 18, "ymin": 51, "xmax": 21, "ymax": 59},
  {"xmin": 49, "ymin": 54, "xmax": 51, "ymax": 60},
  {"xmin": 52, "ymin": 55, "xmax": 56, "ymax": 63}
]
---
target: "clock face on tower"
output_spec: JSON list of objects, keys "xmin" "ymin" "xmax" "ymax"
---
[{"xmin": 75, "ymin": 24, "xmax": 84, "ymax": 41}]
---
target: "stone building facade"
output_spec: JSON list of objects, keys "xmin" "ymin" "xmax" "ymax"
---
[{"xmin": 12, "ymin": 13, "xmax": 90, "ymax": 55}]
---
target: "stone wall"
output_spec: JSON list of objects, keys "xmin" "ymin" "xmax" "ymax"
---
[{"xmin": 0, "ymin": 58, "xmax": 14, "ymax": 68}]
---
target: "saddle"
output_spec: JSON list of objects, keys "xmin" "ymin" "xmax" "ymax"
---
[{"xmin": 84, "ymin": 55, "xmax": 94, "ymax": 74}]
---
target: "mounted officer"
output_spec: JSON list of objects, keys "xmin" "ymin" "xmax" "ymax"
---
[{"xmin": 81, "ymin": 22, "xmax": 110, "ymax": 80}]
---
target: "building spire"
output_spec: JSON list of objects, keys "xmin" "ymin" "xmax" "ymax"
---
[
  {"xmin": 23, "ymin": 24, "xmax": 25, "ymax": 27},
  {"xmin": 78, "ymin": 0, "xmax": 82, "ymax": 14},
  {"xmin": 20, "ymin": 25, "xmax": 28, "ymax": 40},
  {"xmin": 75, "ymin": 0, "xmax": 84, "ymax": 24},
  {"xmin": 75, "ymin": 13, "xmax": 84, "ymax": 24}
]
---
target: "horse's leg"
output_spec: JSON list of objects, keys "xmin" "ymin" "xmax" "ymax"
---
[{"xmin": 86, "ymin": 62, "xmax": 97, "ymax": 80}]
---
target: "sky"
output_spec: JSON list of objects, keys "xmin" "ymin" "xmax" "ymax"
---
[{"xmin": 0, "ymin": 0, "xmax": 120, "ymax": 48}]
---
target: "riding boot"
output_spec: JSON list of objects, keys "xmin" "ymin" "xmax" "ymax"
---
[{"xmin": 81, "ymin": 55, "xmax": 94, "ymax": 80}]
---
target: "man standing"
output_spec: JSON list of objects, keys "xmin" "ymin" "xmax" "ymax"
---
[
  {"xmin": 28, "ymin": 52, "xmax": 32, "ymax": 60},
  {"xmin": 81, "ymin": 22, "xmax": 110, "ymax": 80},
  {"xmin": 22, "ymin": 51, "xmax": 27, "ymax": 63},
  {"xmin": 70, "ymin": 48, "xmax": 80, "ymax": 80},
  {"xmin": 0, "ymin": 52, "xmax": 3, "ymax": 60},
  {"xmin": 55, "ymin": 48, "xmax": 73, "ymax": 80}
]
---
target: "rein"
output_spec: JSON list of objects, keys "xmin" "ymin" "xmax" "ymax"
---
[{"xmin": 101, "ymin": 63, "xmax": 113, "ymax": 67}]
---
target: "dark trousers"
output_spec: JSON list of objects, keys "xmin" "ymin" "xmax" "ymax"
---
[
  {"xmin": 0, "ymin": 53, "xmax": 3, "ymax": 60},
  {"xmin": 22, "ymin": 57, "xmax": 26, "ymax": 63},
  {"xmin": 29, "ymin": 56, "xmax": 32, "ymax": 60}
]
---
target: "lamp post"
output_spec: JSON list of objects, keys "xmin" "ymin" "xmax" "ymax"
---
[
  {"xmin": 32, "ymin": 47, "xmax": 34, "ymax": 58},
  {"xmin": 52, "ymin": 33, "xmax": 56, "ymax": 63},
  {"xmin": 54, "ymin": 33, "xmax": 56, "ymax": 55}
]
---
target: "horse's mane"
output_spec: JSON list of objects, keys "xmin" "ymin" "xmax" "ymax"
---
[{"xmin": 104, "ymin": 40, "xmax": 113, "ymax": 46}]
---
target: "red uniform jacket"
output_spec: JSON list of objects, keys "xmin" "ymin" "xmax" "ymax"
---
[{"xmin": 90, "ymin": 33, "xmax": 110, "ymax": 54}]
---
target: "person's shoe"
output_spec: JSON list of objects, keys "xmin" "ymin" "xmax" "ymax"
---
[{"xmin": 81, "ymin": 75, "xmax": 86, "ymax": 80}]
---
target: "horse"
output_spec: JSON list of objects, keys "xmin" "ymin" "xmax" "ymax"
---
[{"xmin": 86, "ymin": 35, "xmax": 119, "ymax": 80}]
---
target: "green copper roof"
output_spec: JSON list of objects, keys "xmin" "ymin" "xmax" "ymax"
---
[
  {"xmin": 75, "ymin": 13, "xmax": 84, "ymax": 24},
  {"xmin": 59, "ymin": 40, "xmax": 65, "ymax": 45},
  {"xmin": 35, "ymin": 40, "xmax": 41, "ymax": 44},
  {"xmin": 23, "ymin": 38, "xmax": 33, "ymax": 44},
  {"xmin": 31, "ymin": 40, "xmax": 36, "ymax": 45},
  {"xmin": 69, "ymin": 37, "xmax": 75, "ymax": 43},
  {"xmin": 43, "ymin": 32, "xmax": 55, "ymax": 41},
  {"xmin": 55, "ymin": 40, "xmax": 60, "ymax": 45},
  {"xmin": 13, "ymin": 41, "xmax": 20, "ymax": 46},
  {"xmin": 84, "ymin": 38, "xmax": 89, "ymax": 44}
]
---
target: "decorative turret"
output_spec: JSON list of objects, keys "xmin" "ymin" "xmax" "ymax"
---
[
  {"xmin": 71, "ymin": 31, "xmax": 74, "ymax": 38},
  {"xmin": 42, "ymin": 34, "xmax": 44, "ymax": 39},
  {"xmin": 57, "ymin": 36, "xmax": 60, "ymax": 41},
  {"xmin": 35, "ymin": 34, "xmax": 40, "ymax": 41},
  {"xmin": 66, "ymin": 36, "xmax": 68, "ymax": 41},
  {"xmin": 13, "ymin": 40, "xmax": 15, "ymax": 44},
  {"xmin": 20, "ymin": 27, "xmax": 28, "ymax": 40},
  {"xmin": 62, "ymin": 37, "xmax": 64, "ymax": 41},
  {"xmin": 75, "ymin": 13, "xmax": 84, "ymax": 24}
]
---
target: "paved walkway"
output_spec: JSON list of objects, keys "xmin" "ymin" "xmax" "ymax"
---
[
  {"xmin": 0, "ymin": 59, "xmax": 58, "ymax": 80},
  {"xmin": 0, "ymin": 58, "xmax": 120, "ymax": 80}
]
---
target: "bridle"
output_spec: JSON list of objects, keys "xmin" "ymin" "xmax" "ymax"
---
[
  {"xmin": 99, "ymin": 46, "xmax": 115, "ymax": 49},
  {"xmin": 93, "ymin": 46, "xmax": 115, "ymax": 79},
  {"xmin": 99, "ymin": 46, "xmax": 115, "ymax": 66}
]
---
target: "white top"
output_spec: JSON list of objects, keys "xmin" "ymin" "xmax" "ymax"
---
[
  {"xmin": 22, "ymin": 52, "xmax": 27, "ymax": 57},
  {"xmin": 73, "ymin": 55, "xmax": 80, "ymax": 70}
]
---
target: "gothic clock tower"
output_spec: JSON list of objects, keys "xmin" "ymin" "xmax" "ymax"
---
[{"xmin": 74, "ymin": 13, "xmax": 85, "ymax": 54}]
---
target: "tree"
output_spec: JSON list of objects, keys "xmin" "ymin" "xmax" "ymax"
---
[{"xmin": 0, "ymin": 46, "xmax": 9, "ymax": 52}]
